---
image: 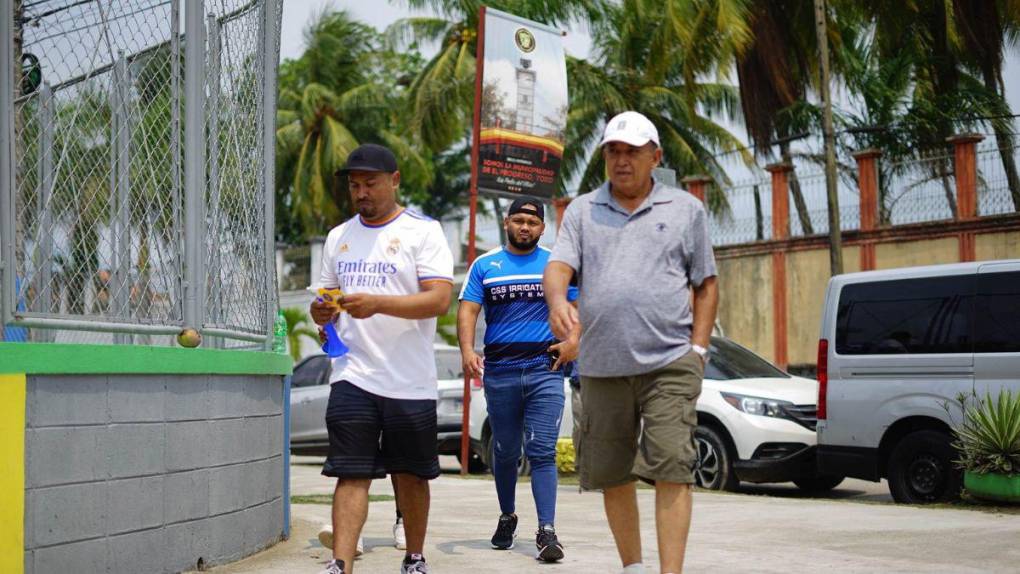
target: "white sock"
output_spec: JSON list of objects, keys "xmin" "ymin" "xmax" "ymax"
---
[{"xmin": 621, "ymin": 564, "xmax": 645, "ymax": 574}]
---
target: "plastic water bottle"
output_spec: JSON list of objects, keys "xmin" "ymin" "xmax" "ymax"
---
[{"xmin": 273, "ymin": 310, "xmax": 287, "ymax": 353}]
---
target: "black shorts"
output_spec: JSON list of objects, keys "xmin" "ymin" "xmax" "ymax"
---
[{"xmin": 322, "ymin": 381, "xmax": 440, "ymax": 480}]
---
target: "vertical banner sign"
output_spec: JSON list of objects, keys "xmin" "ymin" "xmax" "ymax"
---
[
  {"xmin": 474, "ymin": 8, "xmax": 568, "ymax": 199},
  {"xmin": 462, "ymin": 7, "xmax": 568, "ymax": 474}
]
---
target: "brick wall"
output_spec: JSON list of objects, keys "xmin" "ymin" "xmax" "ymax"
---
[{"xmin": 22, "ymin": 374, "xmax": 284, "ymax": 574}]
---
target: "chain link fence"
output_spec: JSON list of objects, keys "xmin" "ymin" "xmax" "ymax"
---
[
  {"xmin": 883, "ymin": 148, "xmax": 959, "ymax": 226},
  {"xmin": 708, "ymin": 175, "xmax": 772, "ymax": 246},
  {"xmin": 1, "ymin": 0, "xmax": 280, "ymax": 347},
  {"xmin": 976, "ymin": 141, "xmax": 1020, "ymax": 217}
]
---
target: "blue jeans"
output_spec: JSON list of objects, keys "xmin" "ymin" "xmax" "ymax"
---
[{"xmin": 484, "ymin": 366, "xmax": 565, "ymax": 526}]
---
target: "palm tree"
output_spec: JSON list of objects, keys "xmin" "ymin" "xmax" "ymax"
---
[
  {"xmin": 563, "ymin": 0, "xmax": 750, "ymax": 212},
  {"xmin": 386, "ymin": 0, "xmax": 605, "ymax": 153},
  {"xmin": 944, "ymin": 1, "xmax": 1020, "ymax": 211},
  {"xmin": 276, "ymin": 9, "xmax": 436, "ymax": 239},
  {"xmin": 851, "ymin": 0, "xmax": 1017, "ymax": 216},
  {"xmin": 281, "ymin": 307, "xmax": 319, "ymax": 362}
]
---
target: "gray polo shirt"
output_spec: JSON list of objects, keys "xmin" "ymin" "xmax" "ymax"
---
[{"xmin": 549, "ymin": 179, "xmax": 717, "ymax": 377}]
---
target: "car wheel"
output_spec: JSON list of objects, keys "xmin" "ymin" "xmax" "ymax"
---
[
  {"xmin": 694, "ymin": 426, "xmax": 739, "ymax": 491},
  {"xmin": 887, "ymin": 430, "xmax": 962, "ymax": 504},
  {"xmin": 485, "ymin": 434, "xmax": 531, "ymax": 477},
  {"xmin": 793, "ymin": 475, "xmax": 845, "ymax": 493},
  {"xmin": 456, "ymin": 451, "xmax": 488, "ymax": 474}
]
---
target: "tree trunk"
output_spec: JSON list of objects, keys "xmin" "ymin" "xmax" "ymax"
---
[
  {"xmin": 982, "ymin": 70, "xmax": 1020, "ymax": 212},
  {"xmin": 753, "ymin": 184, "xmax": 764, "ymax": 240},
  {"xmin": 940, "ymin": 156, "xmax": 958, "ymax": 218},
  {"xmin": 878, "ymin": 166, "xmax": 891, "ymax": 225},
  {"xmin": 780, "ymin": 142, "xmax": 814, "ymax": 235}
]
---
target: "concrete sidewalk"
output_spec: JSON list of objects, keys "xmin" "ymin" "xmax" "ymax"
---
[{"xmin": 206, "ymin": 459, "xmax": 1020, "ymax": 573}]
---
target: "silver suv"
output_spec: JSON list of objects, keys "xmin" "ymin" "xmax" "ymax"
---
[{"xmin": 816, "ymin": 259, "xmax": 1020, "ymax": 503}]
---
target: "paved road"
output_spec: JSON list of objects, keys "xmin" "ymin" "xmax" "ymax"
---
[{"xmin": 203, "ymin": 457, "xmax": 1020, "ymax": 574}]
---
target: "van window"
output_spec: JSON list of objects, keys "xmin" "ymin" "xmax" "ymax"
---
[
  {"xmin": 974, "ymin": 271, "xmax": 1020, "ymax": 353},
  {"xmin": 836, "ymin": 275, "xmax": 973, "ymax": 355}
]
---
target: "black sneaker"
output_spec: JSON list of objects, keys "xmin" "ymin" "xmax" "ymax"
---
[
  {"xmin": 536, "ymin": 525, "xmax": 564, "ymax": 562},
  {"xmin": 490, "ymin": 513, "xmax": 518, "ymax": 549}
]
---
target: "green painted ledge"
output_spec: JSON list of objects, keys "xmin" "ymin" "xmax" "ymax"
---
[{"xmin": 0, "ymin": 343, "xmax": 292, "ymax": 375}]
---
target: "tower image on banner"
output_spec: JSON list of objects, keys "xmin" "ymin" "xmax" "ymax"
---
[{"xmin": 476, "ymin": 10, "xmax": 568, "ymax": 199}]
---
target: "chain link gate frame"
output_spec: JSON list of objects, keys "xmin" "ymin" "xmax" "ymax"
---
[{"xmin": 1, "ymin": 0, "xmax": 280, "ymax": 348}]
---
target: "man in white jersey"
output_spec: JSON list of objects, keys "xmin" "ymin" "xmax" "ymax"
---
[{"xmin": 310, "ymin": 144, "xmax": 454, "ymax": 574}]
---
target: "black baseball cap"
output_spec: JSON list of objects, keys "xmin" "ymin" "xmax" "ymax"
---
[
  {"xmin": 337, "ymin": 143, "xmax": 398, "ymax": 175},
  {"xmin": 507, "ymin": 197, "xmax": 544, "ymax": 221}
]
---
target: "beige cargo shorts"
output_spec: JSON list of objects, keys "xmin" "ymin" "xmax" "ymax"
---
[{"xmin": 576, "ymin": 351, "xmax": 703, "ymax": 490}]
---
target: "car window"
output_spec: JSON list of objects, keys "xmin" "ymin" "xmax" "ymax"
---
[
  {"xmin": 836, "ymin": 275, "xmax": 974, "ymax": 355},
  {"xmin": 435, "ymin": 349, "xmax": 464, "ymax": 380},
  {"xmin": 292, "ymin": 356, "xmax": 328, "ymax": 387},
  {"xmin": 974, "ymin": 271, "xmax": 1020, "ymax": 353},
  {"xmin": 706, "ymin": 337, "xmax": 789, "ymax": 380}
]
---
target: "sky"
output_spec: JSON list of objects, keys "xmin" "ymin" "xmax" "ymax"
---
[
  {"xmin": 278, "ymin": 1, "xmax": 593, "ymax": 61},
  {"xmin": 278, "ymin": 0, "xmax": 1020, "ymax": 191}
]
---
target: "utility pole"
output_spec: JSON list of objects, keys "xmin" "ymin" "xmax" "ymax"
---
[{"xmin": 814, "ymin": 0, "xmax": 844, "ymax": 275}]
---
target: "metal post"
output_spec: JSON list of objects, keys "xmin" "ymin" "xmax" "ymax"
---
[
  {"xmin": 814, "ymin": 0, "xmax": 844, "ymax": 275},
  {"xmin": 460, "ymin": 4, "xmax": 487, "ymax": 476},
  {"xmin": 183, "ymin": 0, "xmax": 207, "ymax": 333},
  {"xmin": 206, "ymin": 13, "xmax": 223, "ymax": 347},
  {"xmin": 34, "ymin": 83, "xmax": 54, "ymax": 337},
  {"xmin": 171, "ymin": 0, "xmax": 182, "ymax": 321},
  {"xmin": 113, "ymin": 52, "xmax": 131, "ymax": 344},
  {"xmin": 1, "ymin": 0, "xmax": 16, "ymax": 327},
  {"xmin": 262, "ymin": 0, "xmax": 280, "ymax": 348}
]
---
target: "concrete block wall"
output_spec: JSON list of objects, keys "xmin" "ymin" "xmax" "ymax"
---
[{"xmin": 23, "ymin": 374, "xmax": 285, "ymax": 574}]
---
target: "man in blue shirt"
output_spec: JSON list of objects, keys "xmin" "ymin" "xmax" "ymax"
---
[{"xmin": 457, "ymin": 197, "xmax": 578, "ymax": 563}]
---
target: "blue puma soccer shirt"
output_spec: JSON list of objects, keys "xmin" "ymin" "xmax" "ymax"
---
[{"xmin": 459, "ymin": 246, "xmax": 577, "ymax": 371}]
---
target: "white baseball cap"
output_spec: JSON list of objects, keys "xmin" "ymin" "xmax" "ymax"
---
[{"xmin": 600, "ymin": 111, "xmax": 660, "ymax": 148}]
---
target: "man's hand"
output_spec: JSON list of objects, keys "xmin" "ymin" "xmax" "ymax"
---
[
  {"xmin": 549, "ymin": 335, "xmax": 578, "ymax": 371},
  {"xmin": 548, "ymin": 301, "xmax": 579, "ymax": 341},
  {"xmin": 461, "ymin": 349, "xmax": 485, "ymax": 380},
  {"xmin": 310, "ymin": 299, "xmax": 338, "ymax": 326},
  {"xmin": 341, "ymin": 293, "xmax": 381, "ymax": 319}
]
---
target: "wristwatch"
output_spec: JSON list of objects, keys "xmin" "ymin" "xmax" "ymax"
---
[{"xmin": 692, "ymin": 344, "xmax": 709, "ymax": 362}]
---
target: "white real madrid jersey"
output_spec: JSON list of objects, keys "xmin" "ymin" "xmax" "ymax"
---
[{"xmin": 318, "ymin": 208, "xmax": 454, "ymax": 400}]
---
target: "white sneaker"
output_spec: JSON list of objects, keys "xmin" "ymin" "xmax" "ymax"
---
[
  {"xmin": 317, "ymin": 525, "xmax": 363, "ymax": 556},
  {"xmin": 393, "ymin": 518, "xmax": 407, "ymax": 550},
  {"xmin": 620, "ymin": 564, "xmax": 645, "ymax": 574}
]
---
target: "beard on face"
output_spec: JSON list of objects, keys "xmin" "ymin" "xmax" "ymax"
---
[
  {"xmin": 357, "ymin": 202, "xmax": 376, "ymax": 219},
  {"xmin": 507, "ymin": 232, "xmax": 540, "ymax": 251}
]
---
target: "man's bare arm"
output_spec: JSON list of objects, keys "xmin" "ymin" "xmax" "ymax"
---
[
  {"xmin": 457, "ymin": 300, "xmax": 485, "ymax": 378},
  {"xmin": 691, "ymin": 276, "xmax": 719, "ymax": 348},
  {"xmin": 543, "ymin": 261, "xmax": 579, "ymax": 340}
]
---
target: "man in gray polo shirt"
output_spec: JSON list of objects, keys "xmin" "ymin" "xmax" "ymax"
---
[{"xmin": 544, "ymin": 111, "xmax": 719, "ymax": 574}]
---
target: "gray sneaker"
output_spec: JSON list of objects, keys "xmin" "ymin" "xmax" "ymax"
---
[
  {"xmin": 401, "ymin": 554, "xmax": 430, "ymax": 574},
  {"xmin": 319, "ymin": 559, "xmax": 345, "ymax": 574}
]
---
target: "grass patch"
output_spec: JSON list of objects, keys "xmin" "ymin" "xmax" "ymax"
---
[{"xmin": 291, "ymin": 494, "xmax": 395, "ymax": 505}]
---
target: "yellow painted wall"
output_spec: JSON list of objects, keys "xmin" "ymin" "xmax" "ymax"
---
[
  {"xmin": 718, "ymin": 232, "xmax": 1015, "ymax": 368},
  {"xmin": 716, "ymin": 255, "xmax": 774, "ymax": 362},
  {"xmin": 875, "ymin": 237, "xmax": 958, "ymax": 269},
  {"xmin": 784, "ymin": 246, "xmax": 861, "ymax": 366},
  {"xmin": 975, "ymin": 231, "xmax": 1020, "ymax": 260},
  {"xmin": 0, "ymin": 374, "xmax": 25, "ymax": 574}
]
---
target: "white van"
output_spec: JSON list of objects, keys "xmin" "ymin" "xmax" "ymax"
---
[{"xmin": 816, "ymin": 259, "xmax": 1020, "ymax": 503}]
